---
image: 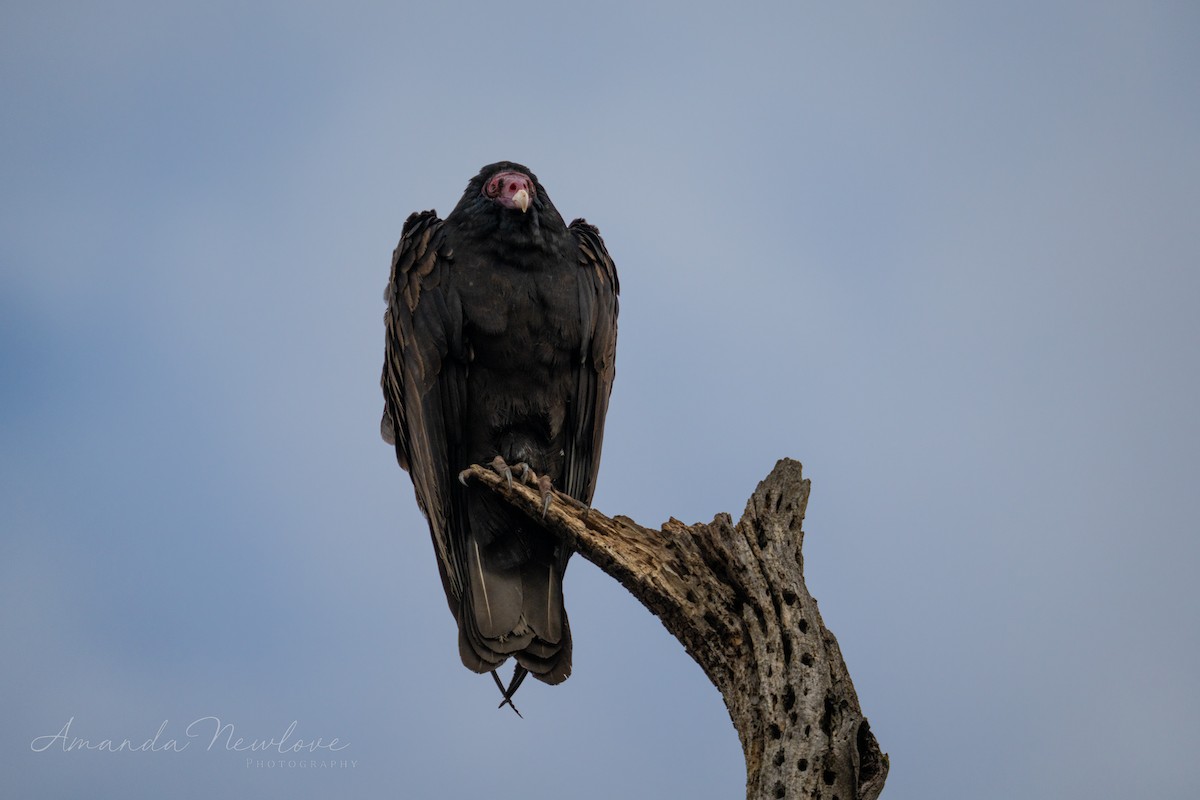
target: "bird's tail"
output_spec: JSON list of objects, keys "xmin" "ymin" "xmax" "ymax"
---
[{"xmin": 455, "ymin": 525, "xmax": 572, "ymax": 688}]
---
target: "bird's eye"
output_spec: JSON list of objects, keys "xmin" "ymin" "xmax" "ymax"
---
[{"xmin": 484, "ymin": 179, "xmax": 500, "ymax": 198}]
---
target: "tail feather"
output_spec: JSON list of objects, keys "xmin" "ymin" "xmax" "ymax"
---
[
  {"xmin": 458, "ymin": 624, "xmax": 504, "ymax": 673},
  {"xmin": 520, "ymin": 559, "xmax": 563, "ymax": 644},
  {"xmin": 456, "ymin": 551, "xmax": 572, "ymax": 685},
  {"xmin": 466, "ymin": 532, "xmax": 523, "ymax": 639},
  {"xmin": 452, "ymin": 491, "xmax": 573, "ymax": 687},
  {"xmin": 518, "ymin": 614, "xmax": 572, "ymax": 685},
  {"xmin": 521, "ymin": 637, "xmax": 560, "ymax": 659}
]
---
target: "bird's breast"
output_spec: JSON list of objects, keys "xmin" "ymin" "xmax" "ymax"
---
[{"xmin": 458, "ymin": 262, "xmax": 583, "ymax": 372}]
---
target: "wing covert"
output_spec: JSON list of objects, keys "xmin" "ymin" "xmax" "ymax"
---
[
  {"xmin": 381, "ymin": 209, "xmax": 467, "ymax": 596},
  {"xmin": 562, "ymin": 218, "xmax": 620, "ymax": 504}
]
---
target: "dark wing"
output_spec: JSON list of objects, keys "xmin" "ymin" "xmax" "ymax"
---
[
  {"xmin": 381, "ymin": 210, "xmax": 468, "ymax": 603},
  {"xmin": 561, "ymin": 218, "xmax": 620, "ymax": 504}
]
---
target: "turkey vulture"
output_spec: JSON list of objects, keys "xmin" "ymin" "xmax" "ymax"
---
[{"xmin": 380, "ymin": 161, "xmax": 619, "ymax": 709}]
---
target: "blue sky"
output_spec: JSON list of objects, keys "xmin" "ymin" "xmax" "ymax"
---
[{"xmin": 3, "ymin": 2, "xmax": 1198, "ymax": 798}]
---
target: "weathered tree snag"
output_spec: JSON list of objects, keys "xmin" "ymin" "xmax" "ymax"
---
[{"xmin": 462, "ymin": 457, "xmax": 888, "ymax": 800}]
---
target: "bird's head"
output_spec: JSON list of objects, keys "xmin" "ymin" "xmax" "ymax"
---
[
  {"xmin": 483, "ymin": 169, "xmax": 534, "ymax": 213},
  {"xmin": 448, "ymin": 161, "xmax": 567, "ymax": 248}
]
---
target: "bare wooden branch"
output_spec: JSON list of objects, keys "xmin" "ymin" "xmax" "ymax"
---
[{"xmin": 463, "ymin": 457, "xmax": 888, "ymax": 800}]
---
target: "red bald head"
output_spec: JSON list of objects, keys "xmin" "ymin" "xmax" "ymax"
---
[{"xmin": 483, "ymin": 169, "xmax": 534, "ymax": 213}]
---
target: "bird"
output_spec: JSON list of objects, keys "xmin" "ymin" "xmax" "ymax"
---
[{"xmin": 380, "ymin": 161, "xmax": 619, "ymax": 711}]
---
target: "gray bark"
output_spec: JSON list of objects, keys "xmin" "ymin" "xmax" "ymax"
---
[{"xmin": 463, "ymin": 457, "xmax": 888, "ymax": 799}]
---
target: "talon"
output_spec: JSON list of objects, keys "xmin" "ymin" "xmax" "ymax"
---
[
  {"xmin": 518, "ymin": 464, "xmax": 541, "ymax": 487},
  {"xmin": 458, "ymin": 469, "xmax": 471, "ymax": 486},
  {"xmin": 537, "ymin": 475, "xmax": 554, "ymax": 518},
  {"xmin": 489, "ymin": 456, "xmax": 513, "ymax": 489}
]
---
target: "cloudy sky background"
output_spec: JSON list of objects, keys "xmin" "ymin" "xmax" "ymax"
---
[{"xmin": 3, "ymin": 2, "xmax": 1197, "ymax": 798}]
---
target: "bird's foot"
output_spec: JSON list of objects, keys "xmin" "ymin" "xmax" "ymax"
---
[
  {"xmin": 462, "ymin": 457, "xmax": 554, "ymax": 515},
  {"xmin": 458, "ymin": 458, "xmax": 522, "ymax": 487}
]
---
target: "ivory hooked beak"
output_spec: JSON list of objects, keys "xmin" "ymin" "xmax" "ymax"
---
[{"xmin": 513, "ymin": 188, "xmax": 530, "ymax": 213}]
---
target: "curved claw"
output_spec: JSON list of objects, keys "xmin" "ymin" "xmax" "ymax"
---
[
  {"xmin": 488, "ymin": 456, "xmax": 513, "ymax": 489},
  {"xmin": 516, "ymin": 463, "xmax": 543, "ymax": 488},
  {"xmin": 458, "ymin": 469, "xmax": 472, "ymax": 486},
  {"xmin": 537, "ymin": 475, "xmax": 554, "ymax": 519}
]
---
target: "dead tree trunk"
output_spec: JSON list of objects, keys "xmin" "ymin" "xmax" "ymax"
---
[{"xmin": 463, "ymin": 457, "xmax": 888, "ymax": 800}]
